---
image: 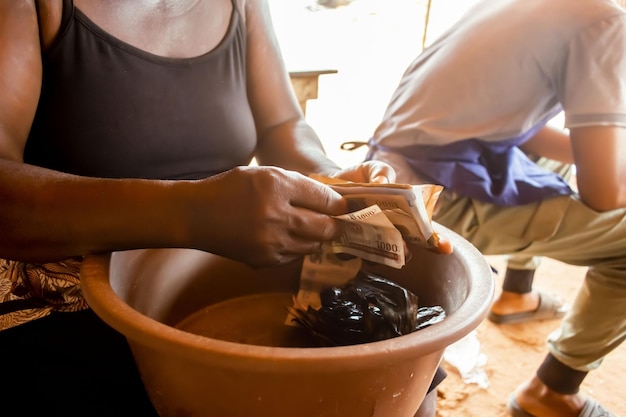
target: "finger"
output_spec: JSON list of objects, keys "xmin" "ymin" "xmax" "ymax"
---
[
  {"xmin": 365, "ymin": 161, "xmax": 396, "ymax": 184},
  {"xmin": 275, "ymin": 238, "xmax": 324, "ymax": 260},
  {"xmin": 433, "ymin": 237, "xmax": 454, "ymax": 254},
  {"xmin": 287, "ymin": 210, "xmax": 344, "ymax": 242},
  {"xmin": 288, "ymin": 176, "xmax": 348, "ymax": 216},
  {"xmin": 370, "ymin": 172, "xmax": 393, "ymax": 184},
  {"xmin": 246, "ymin": 236, "xmax": 325, "ymax": 268}
]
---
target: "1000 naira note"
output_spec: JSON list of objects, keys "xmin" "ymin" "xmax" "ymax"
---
[
  {"xmin": 332, "ymin": 204, "xmax": 405, "ymax": 269},
  {"xmin": 312, "ymin": 175, "xmax": 445, "ymax": 254}
]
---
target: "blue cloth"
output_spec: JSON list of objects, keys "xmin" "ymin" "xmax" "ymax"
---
[{"xmin": 366, "ymin": 123, "xmax": 573, "ymax": 207}]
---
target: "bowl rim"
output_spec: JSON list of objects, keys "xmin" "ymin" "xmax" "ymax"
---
[{"xmin": 81, "ymin": 224, "xmax": 494, "ymax": 371}]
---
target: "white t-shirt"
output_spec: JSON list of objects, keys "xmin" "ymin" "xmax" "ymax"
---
[{"xmin": 372, "ymin": 0, "xmax": 626, "ymax": 148}]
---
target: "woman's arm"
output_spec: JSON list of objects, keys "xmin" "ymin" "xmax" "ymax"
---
[
  {"xmin": 0, "ymin": 1, "xmax": 347, "ymax": 266},
  {"xmin": 0, "ymin": 2, "xmax": 192, "ymax": 263},
  {"xmin": 243, "ymin": 0, "xmax": 340, "ymax": 175},
  {"xmin": 0, "ymin": 2, "xmax": 206, "ymax": 263},
  {"xmin": 243, "ymin": 0, "xmax": 395, "ymax": 184}
]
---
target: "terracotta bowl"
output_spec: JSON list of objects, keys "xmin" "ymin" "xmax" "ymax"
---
[{"xmin": 81, "ymin": 223, "xmax": 494, "ymax": 417}]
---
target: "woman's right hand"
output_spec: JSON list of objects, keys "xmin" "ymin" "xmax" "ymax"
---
[{"xmin": 186, "ymin": 166, "xmax": 348, "ymax": 268}]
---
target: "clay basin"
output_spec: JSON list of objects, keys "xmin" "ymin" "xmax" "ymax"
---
[{"xmin": 80, "ymin": 223, "xmax": 494, "ymax": 417}]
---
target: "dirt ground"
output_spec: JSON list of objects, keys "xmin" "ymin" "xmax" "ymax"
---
[
  {"xmin": 268, "ymin": 1, "xmax": 626, "ymax": 415},
  {"xmin": 437, "ymin": 256, "xmax": 626, "ymax": 417}
]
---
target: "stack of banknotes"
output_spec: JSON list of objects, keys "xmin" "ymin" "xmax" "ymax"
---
[
  {"xmin": 325, "ymin": 179, "xmax": 443, "ymax": 269},
  {"xmin": 291, "ymin": 177, "xmax": 444, "ymax": 313}
]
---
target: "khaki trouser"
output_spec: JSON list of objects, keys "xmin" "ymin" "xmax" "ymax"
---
[{"xmin": 372, "ymin": 149, "xmax": 626, "ymax": 372}]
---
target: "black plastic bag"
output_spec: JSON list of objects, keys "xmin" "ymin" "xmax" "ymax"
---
[{"xmin": 288, "ymin": 270, "xmax": 446, "ymax": 346}]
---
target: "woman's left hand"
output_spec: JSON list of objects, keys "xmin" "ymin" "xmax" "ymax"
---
[{"xmin": 328, "ymin": 160, "xmax": 397, "ymax": 184}]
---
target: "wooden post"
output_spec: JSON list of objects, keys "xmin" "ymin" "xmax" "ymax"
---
[{"xmin": 289, "ymin": 69, "xmax": 338, "ymax": 116}]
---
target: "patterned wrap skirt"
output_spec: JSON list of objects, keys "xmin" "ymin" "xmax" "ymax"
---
[{"xmin": 0, "ymin": 257, "xmax": 88, "ymax": 330}]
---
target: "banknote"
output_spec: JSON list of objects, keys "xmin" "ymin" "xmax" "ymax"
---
[
  {"xmin": 287, "ymin": 177, "xmax": 445, "ymax": 320},
  {"xmin": 331, "ymin": 204, "xmax": 405, "ymax": 269},
  {"xmin": 311, "ymin": 175, "xmax": 444, "ymax": 252},
  {"xmin": 287, "ymin": 205, "xmax": 403, "ymax": 325},
  {"xmin": 286, "ymin": 243, "xmax": 362, "ymax": 324}
]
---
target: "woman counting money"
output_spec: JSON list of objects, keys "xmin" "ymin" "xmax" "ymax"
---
[{"xmin": 0, "ymin": 1, "xmax": 453, "ymax": 416}]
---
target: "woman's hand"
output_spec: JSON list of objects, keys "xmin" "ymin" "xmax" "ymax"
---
[
  {"xmin": 324, "ymin": 160, "xmax": 454, "ymax": 255},
  {"xmin": 188, "ymin": 166, "xmax": 348, "ymax": 268},
  {"xmin": 327, "ymin": 160, "xmax": 397, "ymax": 184}
]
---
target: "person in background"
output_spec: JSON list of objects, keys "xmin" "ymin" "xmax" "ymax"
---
[
  {"xmin": 357, "ymin": 0, "xmax": 626, "ymax": 416},
  {"xmin": 0, "ymin": 1, "xmax": 449, "ymax": 416}
]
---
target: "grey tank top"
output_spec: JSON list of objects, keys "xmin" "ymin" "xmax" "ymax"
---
[{"xmin": 25, "ymin": 0, "xmax": 256, "ymax": 180}]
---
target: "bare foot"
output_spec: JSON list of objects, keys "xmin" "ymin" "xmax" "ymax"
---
[
  {"xmin": 512, "ymin": 376, "xmax": 586, "ymax": 417},
  {"xmin": 490, "ymin": 290, "xmax": 541, "ymax": 316}
]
